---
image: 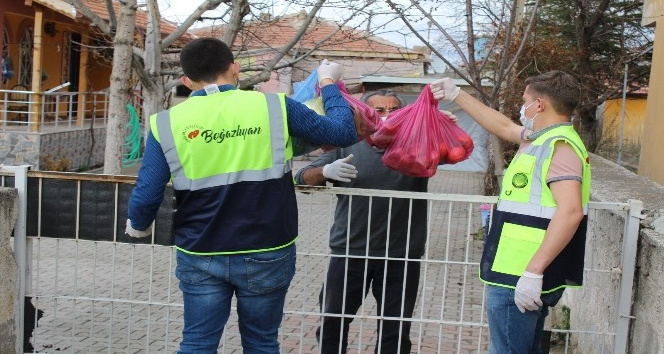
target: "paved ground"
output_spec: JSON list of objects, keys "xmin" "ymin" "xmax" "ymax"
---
[{"xmin": 27, "ymin": 158, "xmax": 496, "ymax": 353}]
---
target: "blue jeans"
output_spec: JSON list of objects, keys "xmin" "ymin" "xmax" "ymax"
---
[
  {"xmin": 175, "ymin": 244, "xmax": 296, "ymax": 354},
  {"xmin": 486, "ymin": 285, "xmax": 564, "ymax": 354}
]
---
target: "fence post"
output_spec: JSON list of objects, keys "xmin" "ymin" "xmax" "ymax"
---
[
  {"xmin": 613, "ymin": 199, "xmax": 643, "ymax": 353},
  {"xmin": 2, "ymin": 165, "xmax": 30, "ymax": 353},
  {"xmin": 0, "ymin": 186, "xmax": 18, "ymax": 353}
]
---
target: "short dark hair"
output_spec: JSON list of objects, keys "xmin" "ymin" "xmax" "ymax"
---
[
  {"xmin": 180, "ymin": 37, "xmax": 234, "ymax": 82},
  {"xmin": 525, "ymin": 70, "xmax": 580, "ymax": 117},
  {"xmin": 361, "ymin": 89, "xmax": 406, "ymax": 107}
]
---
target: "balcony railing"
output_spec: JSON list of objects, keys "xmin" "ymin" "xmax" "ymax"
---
[{"xmin": 0, "ymin": 88, "xmax": 117, "ymax": 132}]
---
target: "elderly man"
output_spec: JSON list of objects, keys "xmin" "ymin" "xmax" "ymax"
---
[{"xmin": 296, "ymin": 89, "xmax": 432, "ymax": 354}]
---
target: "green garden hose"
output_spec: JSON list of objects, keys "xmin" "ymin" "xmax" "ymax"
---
[{"xmin": 122, "ymin": 103, "xmax": 142, "ymax": 167}]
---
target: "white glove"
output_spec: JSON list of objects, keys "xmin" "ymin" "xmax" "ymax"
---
[
  {"xmin": 317, "ymin": 59, "xmax": 342, "ymax": 84},
  {"xmin": 514, "ymin": 271, "xmax": 544, "ymax": 313},
  {"xmin": 125, "ymin": 219, "xmax": 152, "ymax": 238},
  {"xmin": 322, "ymin": 154, "xmax": 357, "ymax": 182},
  {"xmin": 440, "ymin": 109, "xmax": 458, "ymax": 123},
  {"xmin": 430, "ymin": 78, "xmax": 460, "ymax": 102}
]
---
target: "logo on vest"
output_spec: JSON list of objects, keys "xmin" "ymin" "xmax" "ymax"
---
[
  {"xmin": 512, "ymin": 172, "xmax": 528, "ymax": 188},
  {"xmin": 182, "ymin": 125, "xmax": 204, "ymax": 142},
  {"xmin": 200, "ymin": 125, "xmax": 263, "ymax": 144}
]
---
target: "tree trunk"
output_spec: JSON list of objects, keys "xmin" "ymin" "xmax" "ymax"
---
[
  {"xmin": 142, "ymin": 84, "xmax": 164, "ymax": 135},
  {"xmin": 103, "ymin": 0, "xmax": 137, "ymax": 174},
  {"xmin": 576, "ymin": 103, "xmax": 599, "ymax": 152},
  {"xmin": 139, "ymin": 0, "xmax": 165, "ymax": 137}
]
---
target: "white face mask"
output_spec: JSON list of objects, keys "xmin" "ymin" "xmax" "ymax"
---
[
  {"xmin": 380, "ymin": 116, "xmax": 388, "ymax": 121},
  {"xmin": 519, "ymin": 99, "xmax": 539, "ymax": 130}
]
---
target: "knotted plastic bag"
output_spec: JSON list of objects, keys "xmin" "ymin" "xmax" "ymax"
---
[
  {"xmin": 292, "ymin": 68, "xmax": 319, "ymax": 103},
  {"xmin": 335, "ymin": 82, "xmax": 380, "ymax": 142},
  {"xmin": 291, "ymin": 70, "xmax": 381, "ymax": 155},
  {"xmin": 291, "ymin": 69, "xmax": 323, "ymax": 156},
  {"xmin": 373, "ymin": 85, "xmax": 474, "ymax": 177}
]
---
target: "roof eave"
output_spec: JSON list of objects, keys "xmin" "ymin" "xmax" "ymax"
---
[
  {"xmin": 33, "ymin": 0, "xmax": 77, "ymax": 19},
  {"xmin": 307, "ymin": 50, "xmax": 427, "ymax": 61},
  {"xmin": 361, "ymin": 75, "xmax": 493, "ymax": 87}
]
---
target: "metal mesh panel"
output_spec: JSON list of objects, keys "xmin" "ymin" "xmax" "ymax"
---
[{"xmin": 5, "ymin": 171, "xmax": 636, "ymax": 354}]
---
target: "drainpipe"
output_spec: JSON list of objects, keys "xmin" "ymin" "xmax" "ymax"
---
[{"xmin": 617, "ymin": 62, "xmax": 628, "ymax": 165}]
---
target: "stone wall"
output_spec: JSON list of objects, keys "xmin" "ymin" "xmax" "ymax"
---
[
  {"xmin": 0, "ymin": 127, "xmax": 106, "ymax": 171},
  {"xmin": 0, "ymin": 132, "xmax": 40, "ymax": 167},
  {"xmin": 559, "ymin": 153, "xmax": 664, "ymax": 353},
  {"xmin": 39, "ymin": 128, "xmax": 106, "ymax": 171},
  {"xmin": 0, "ymin": 188, "xmax": 18, "ymax": 354}
]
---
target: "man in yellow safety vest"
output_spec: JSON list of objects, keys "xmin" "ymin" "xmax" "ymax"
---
[
  {"xmin": 126, "ymin": 37, "xmax": 358, "ymax": 353},
  {"xmin": 431, "ymin": 71, "xmax": 590, "ymax": 354}
]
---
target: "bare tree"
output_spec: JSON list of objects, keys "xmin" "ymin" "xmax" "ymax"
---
[
  {"xmin": 70, "ymin": 0, "xmax": 139, "ymax": 174},
  {"xmin": 385, "ymin": 0, "xmax": 541, "ymax": 194},
  {"xmin": 69, "ymin": 0, "xmax": 231, "ymax": 173}
]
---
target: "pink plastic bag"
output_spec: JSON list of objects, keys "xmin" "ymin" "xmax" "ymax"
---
[
  {"xmin": 312, "ymin": 82, "xmax": 381, "ymax": 151},
  {"xmin": 371, "ymin": 85, "xmax": 474, "ymax": 177}
]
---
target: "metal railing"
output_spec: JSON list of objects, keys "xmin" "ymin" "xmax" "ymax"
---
[
  {"xmin": 0, "ymin": 89, "xmax": 113, "ymax": 132},
  {"xmin": 1, "ymin": 168, "xmax": 641, "ymax": 353}
]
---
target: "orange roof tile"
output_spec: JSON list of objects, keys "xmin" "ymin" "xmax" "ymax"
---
[
  {"xmin": 68, "ymin": 0, "xmax": 192, "ymax": 43},
  {"xmin": 192, "ymin": 12, "xmax": 426, "ymax": 61}
]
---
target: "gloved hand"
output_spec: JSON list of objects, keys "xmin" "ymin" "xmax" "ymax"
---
[
  {"xmin": 441, "ymin": 109, "xmax": 459, "ymax": 123},
  {"xmin": 322, "ymin": 154, "xmax": 357, "ymax": 182},
  {"xmin": 317, "ymin": 59, "xmax": 342, "ymax": 84},
  {"xmin": 125, "ymin": 219, "xmax": 152, "ymax": 238},
  {"xmin": 430, "ymin": 78, "xmax": 460, "ymax": 102},
  {"xmin": 514, "ymin": 271, "xmax": 544, "ymax": 313}
]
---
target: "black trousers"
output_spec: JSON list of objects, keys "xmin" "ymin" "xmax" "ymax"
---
[{"xmin": 317, "ymin": 256, "xmax": 421, "ymax": 354}]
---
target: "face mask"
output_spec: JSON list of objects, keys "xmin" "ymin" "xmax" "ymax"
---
[
  {"xmin": 381, "ymin": 116, "xmax": 388, "ymax": 121},
  {"xmin": 519, "ymin": 100, "xmax": 539, "ymax": 130}
]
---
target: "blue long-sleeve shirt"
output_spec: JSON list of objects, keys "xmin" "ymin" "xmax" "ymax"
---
[{"xmin": 128, "ymin": 84, "xmax": 356, "ymax": 231}]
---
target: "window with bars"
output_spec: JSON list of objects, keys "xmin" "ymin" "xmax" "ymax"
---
[
  {"xmin": 2, "ymin": 26, "xmax": 9, "ymax": 83},
  {"xmin": 19, "ymin": 26, "xmax": 33, "ymax": 87},
  {"xmin": 62, "ymin": 32, "xmax": 71, "ymax": 83}
]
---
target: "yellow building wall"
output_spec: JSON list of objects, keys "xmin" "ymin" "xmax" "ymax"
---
[
  {"xmin": 600, "ymin": 98, "xmax": 647, "ymax": 147},
  {"xmin": 3, "ymin": 11, "xmax": 113, "ymax": 120},
  {"xmin": 3, "ymin": 12, "xmax": 112, "ymax": 92},
  {"xmin": 639, "ymin": 7, "xmax": 664, "ymax": 185}
]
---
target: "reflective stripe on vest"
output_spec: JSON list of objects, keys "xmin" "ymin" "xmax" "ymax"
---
[
  {"xmin": 497, "ymin": 134, "xmax": 589, "ymax": 218},
  {"xmin": 156, "ymin": 93, "xmax": 292, "ymax": 191},
  {"xmin": 480, "ymin": 125, "xmax": 590, "ymax": 292}
]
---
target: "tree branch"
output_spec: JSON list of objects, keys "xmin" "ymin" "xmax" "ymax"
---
[
  {"xmin": 69, "ymin": 0, "xmax": 113, "ymax": 35},
  {"xmin": 386, "ymin": 0, "xmax": 485, "ymax": 97},
  {"xmin": 222, "ymin": 0, "xmax": 250, "ymax": 47},
  {"xmin": 162, "ymin": 0, "xmax": 229, "ymax": 48}
]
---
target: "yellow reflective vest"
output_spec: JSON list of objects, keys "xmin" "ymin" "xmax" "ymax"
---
[
  {"xmin": 479, "ymin": 123, "xmax": 591, "ymax": 293},
  {"xmin": 150, "ymin": 88, "xmax": 298, "ymax": 255}
]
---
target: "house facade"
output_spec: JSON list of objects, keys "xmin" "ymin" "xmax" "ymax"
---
[
  {"xmin": 1, "ymin": 0, "xmax": 112, "ymax": 170},
  {"xmin": 1, "ymin": 0, "xmax": 112, "ymax": 96},
  {"xmin": 0, "ymin": 0, "xmax": 181, "ymax": 170}
]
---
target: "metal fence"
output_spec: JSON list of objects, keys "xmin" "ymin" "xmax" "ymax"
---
[
  {"xmin": 0, "ymin": 88, "xmax": 140, "ymax": 132},
  {"xmin": 1, "ymin": 166, "xmax": 640, "ymax": 353}
]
